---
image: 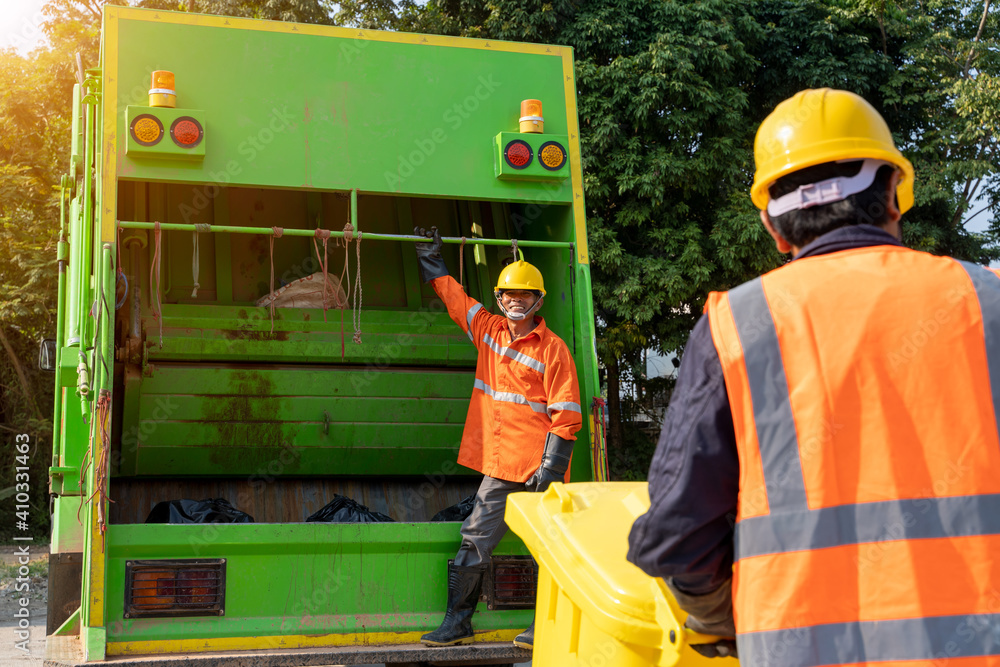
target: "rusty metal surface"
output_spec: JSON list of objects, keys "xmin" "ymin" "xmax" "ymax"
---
[{"xmin": 44, "ymin": 640, "xmax": 530, "ymax": 667}]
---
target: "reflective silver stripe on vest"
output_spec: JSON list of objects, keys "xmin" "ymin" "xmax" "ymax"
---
[
  {"xmin": 737, "ymin": 493, "xmax": 1000, "ymax": 560},
  {"xmin": 482, "ymin": 333, "xmax": 546, "ymax": 373},
  {"xmin": 547, "ymin": 401, "xmax": 581, "ymax": 416},
  {"xmin": 466, "ymin": 303, "xmax": 484, "ymax": 342},
  {"xmin": 956, "ymin": 260, "xmax": 1000, "ymax": 433},
  {"xmin": 737, "ymin": 613, "xmax": 1000, "ymax": 667},
  {"xmin": 728, "ymin": 279, "xmax": 808, "ymax": 512},
  {"xmin": 473, "ymin": 379, "xmax": 548, "ymax": 414}
]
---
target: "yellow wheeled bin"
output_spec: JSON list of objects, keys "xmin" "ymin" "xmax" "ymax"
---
[{"xmin": 505, "ymin": 482, "xmax": 739, "ymax": 667}]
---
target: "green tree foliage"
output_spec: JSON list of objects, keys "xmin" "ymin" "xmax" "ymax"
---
[{"xmin": 0, "ymin": 0, "xmax": 100, "ymax": 537}]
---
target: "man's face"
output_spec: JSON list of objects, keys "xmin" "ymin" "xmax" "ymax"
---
[{"xmin": 501, "ymin": 289, "xmax": 540, "ymax": 317}]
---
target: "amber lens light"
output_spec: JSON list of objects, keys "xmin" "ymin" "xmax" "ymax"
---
[
  {"xmin": 539, "ymin": 142, "xmax": 567, "ymax": 171},
  {"xmin": 504, "ymin": 140, "xmax": 532, "ymax": 169},
  {"xmin": 170, "ymin": 117, "xmax": 204, "ymax": 148},
  {"xmin": 129, "ymin": 114, "xmax": 164, "ymax": 147},
  {"xmin": 151, "ymin": 70, "xmax": 175, "ymax": 91},
  {"xmin": 520, "ymin": 99, "xmax": 543, "ymax": 118},
  {"xmin": 134, "ymin": 118, "xmax": 161, "ymax": 143}
]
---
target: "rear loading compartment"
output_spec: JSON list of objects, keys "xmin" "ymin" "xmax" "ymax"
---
[{"xmin": 99, "ymin": 179, "xmax": 577, "ymax": 653}]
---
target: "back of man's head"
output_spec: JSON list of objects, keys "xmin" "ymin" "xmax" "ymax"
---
[
  {"xmin": 767, "ymin": 160, "xmax": 897, "ymax": 248},
  {"xmin": 751, "ymin": 89, "xmax": 914, "ymax": 248}
]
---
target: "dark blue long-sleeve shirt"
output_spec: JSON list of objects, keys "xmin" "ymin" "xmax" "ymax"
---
[{"xmin": 626, "ymin": 224, "xmax": 903, "ymax": 594}]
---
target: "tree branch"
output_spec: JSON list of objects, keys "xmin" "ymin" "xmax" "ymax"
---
[
  {"xmin": 878, "ymin": 0, "xmax": 888, "ymax": 55},
  {"xmin": 963, "ymin": 204, "xmax": 993, "ymax": 227},
  {"xmin": 964, "ymin": 0, "xmax": 992, "ymax": 77},
  {"xmin": 0, "ymin": 326, "xmax": 42, "ymax": 422}
]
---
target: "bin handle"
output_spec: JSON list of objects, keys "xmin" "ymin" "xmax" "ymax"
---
[{"xmin": 543, "ymin": 482, "xmax": 574, "ymax": 513}]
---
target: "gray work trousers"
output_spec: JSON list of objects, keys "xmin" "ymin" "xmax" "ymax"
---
[{"xmin": 454, "ymin": 475, "xmax": 529, "ymax": 568}]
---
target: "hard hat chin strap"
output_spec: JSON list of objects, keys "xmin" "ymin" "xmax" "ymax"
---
[
  {"xmin": 767, "ymin": 159, "xmax": 893, "ymax": 217},
  {"xmin": 496, "ymin": 294, "xmax": 542, "ymax": 321}
]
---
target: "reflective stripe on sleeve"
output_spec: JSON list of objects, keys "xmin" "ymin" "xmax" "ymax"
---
[
  {"xmin": 466, "ymin": 303, "xmax": 484, "ymax": 342},
  {"xmin": 473, "ymin": 378, "xmax": 548, "ymax": 414},
  {"xmin": 482, "ymin": 333, "xmax": 546, "ymax": 373},
  {"xmin": 956, "ymin": 260, "xmax": 1000, "ymax": 436},
  {"xmin": 728, "ymin": 278, "xmax": 808, "ymax": 512},
  {"xmin": 547, "ymin": 401, "xmax": 581, "ymax": 416},
  {"xmin": 736, "ymin": 493, "xmax": 1000, "ymax": 560},
  {"xmin": 737, "ymin": 613, "xmax": 1000, "ymax": 667}
]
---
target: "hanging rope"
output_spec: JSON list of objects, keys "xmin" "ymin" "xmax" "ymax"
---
[
  {"xmin": 340, "ymin": 222, "xmax": 354, "ymax": 359},
  {"xmin": 93, "ymin": 388, "xmax": 112, "ymax": 548},
  {"xmin": 511, "ymin": 237, "xmax": 519, "ymax": 262},
  {"xmin": 312, "ymin": 228, "xmax": 332, "ymax": 323},
  {"xmin": 78, "ymin": 388, "xmax": 114, "ymax": 545},
  {"xmin": 268, "ymin": 227, "xmax": 284, "ymax": 333},
  {"xmin": 353, "ymin": 229, "xmax": 363, "ymax": 344},
  {"xmin": 459, "ymin": 236, "xmax": 467, "ymax": 290},
  {"xmin": 190, "ymin": 224, "xmax": 209, "ymax": 298},
  {"xmin": 115, "ymin": 224, "xmax": 127, "ymax": 309},
  {"xmin": 149, "ymin": 221, "xmax": 163, "ymax": 347}
]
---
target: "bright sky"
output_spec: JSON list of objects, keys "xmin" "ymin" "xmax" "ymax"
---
[{"xmin": 0, "ymin": 0, "xmax": 50, "ymax": 54}]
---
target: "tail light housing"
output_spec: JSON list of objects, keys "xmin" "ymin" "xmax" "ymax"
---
[
  {"xmin": 484, "ymin": 555, "xmax": 537, "ymax": 610},
  {"xmin": 124, "ymin": 558, "xmax": 226, "ymax": 618}
]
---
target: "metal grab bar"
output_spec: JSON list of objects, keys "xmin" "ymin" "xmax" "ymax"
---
[{"xmin": 116, "ymin": 220, "xmax": 574, "ymax": 249}]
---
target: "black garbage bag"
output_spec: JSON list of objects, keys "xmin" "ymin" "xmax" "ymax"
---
[
  {"xmin": 431, "ymin": 494, "xmax": 476, "ymax": 522},
  {"xmin": 145, "ymin": 498, "xmax": 255, "ymax": 524},
  {"xmin": 306, "ymin": 494, "xmax": 395, "ymax": 523}
]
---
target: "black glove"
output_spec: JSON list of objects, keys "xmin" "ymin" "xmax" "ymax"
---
[
  {"xmin": 666, "ymin": 578, "xmax": 737, "ymax": 659},
  {"xmin": 414, "ymin": 226, "xmax": 449, "ymax": 283},
  {"xmin": 690, "ymin": 638, "xmax": 738, "ymax": 659},
  {"xmin": 525, "ymin": 433, "xmax": 573, "ymax": 492}
]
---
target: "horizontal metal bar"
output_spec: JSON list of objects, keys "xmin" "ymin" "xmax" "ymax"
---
[{"xmin": 117, "ymin": 220, "xmax": 573, "ymax": 248}]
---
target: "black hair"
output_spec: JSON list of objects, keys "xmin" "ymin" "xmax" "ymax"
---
[{"xmin": 767, "ymin": 161, "xmax": 897, "ymax": 248}]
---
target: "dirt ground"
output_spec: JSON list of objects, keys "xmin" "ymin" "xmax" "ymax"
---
[{"xmin": 0, "ymin": 546, "xmax": 48, "ymax": 665}]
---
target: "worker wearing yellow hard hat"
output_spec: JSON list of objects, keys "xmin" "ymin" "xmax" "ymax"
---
[
  {"xmin": 412, "ymin": 227, "xmax": 581, "ymax": 650},
  {"xmin": 628, "ymin": 88, "xmax": 1000, "ymax": 665}
]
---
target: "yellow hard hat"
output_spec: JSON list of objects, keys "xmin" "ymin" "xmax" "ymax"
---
[
  {"xmin": 495, "ymin": 260, "xmax": 546, "ymax": 296},
  {"xmin": 751, "ymin": 88, "xmax": 914, "ymax": 214}
]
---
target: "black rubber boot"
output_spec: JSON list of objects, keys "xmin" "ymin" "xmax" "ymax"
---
[
  {"xmin": 513, "ymin": 620, "xmax": 534, "ymax": 649},
  {"xmin": 420, "ymin": 564, "xmax": 485, "ymax": 646}
]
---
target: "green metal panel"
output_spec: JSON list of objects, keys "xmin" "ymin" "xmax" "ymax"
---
[
  {"xmin": 113, "ymin": 10, "xmax": 574, "ymax": 203},
  {"xmin": 105, "ymin": 523, "xmax": 532, "ymax": 643},
  {"xmin": 124, "ymin": 364, "xmax": 477, "ymax": 476}
]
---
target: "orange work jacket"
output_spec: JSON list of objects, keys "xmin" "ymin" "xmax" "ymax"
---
[
  {"xmin": 432, "ymin": 276, "xmax": 582, "ymax": 482},
  {"xmin": 704, "ymin": 245, "xmax": 1000, "ymax": 667}
]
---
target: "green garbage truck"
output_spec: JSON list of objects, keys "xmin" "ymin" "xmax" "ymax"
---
[{"xmin": 43, "ymin": 5, "xmax": 602, "ymax": 665}]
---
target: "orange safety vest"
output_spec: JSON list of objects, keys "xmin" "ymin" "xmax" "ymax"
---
[
  {"xmin": 432, "ymin": 276, "xmax": 582, "ymax": 482},
  {"xmin": 705, "ymin": 245, "xmax": 1000, "ymax": 667}
]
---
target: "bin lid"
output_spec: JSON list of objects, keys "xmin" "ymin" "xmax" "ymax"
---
[{"xmin": 505, "ymin": 482, "xmax": 670, "ymax": 648}]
